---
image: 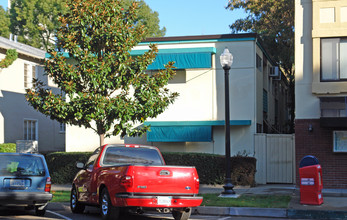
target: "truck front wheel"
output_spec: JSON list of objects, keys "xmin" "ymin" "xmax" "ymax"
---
[
  {"xmin": 100, "ymin": 188, "xmax": 119, "ymax": 220},
  {"xmin": 172, "ymin": 208, "xmax": 192, "ymax": 220},
  {"xmin": 70, "ymin": 187, "xmax": 85, "ymax": 214}
]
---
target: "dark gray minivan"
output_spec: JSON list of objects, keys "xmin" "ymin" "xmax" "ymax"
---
[{"xmin": 0, "ymin": 153, "xmax": 52, "ymax": 216}]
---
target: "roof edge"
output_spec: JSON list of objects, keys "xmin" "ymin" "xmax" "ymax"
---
[{"xmin": 142, "ymin": 33, "xmax": 257, "ymax": 43}]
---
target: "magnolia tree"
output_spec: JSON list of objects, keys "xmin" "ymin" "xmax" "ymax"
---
[{"xmin": 26, "ymin": 0, "xmax": 178, "ymax": 146}]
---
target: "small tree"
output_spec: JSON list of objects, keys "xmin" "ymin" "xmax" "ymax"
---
[{"xmin": 26, "ymin": 0, "xmax": 178, "ymax": 146}]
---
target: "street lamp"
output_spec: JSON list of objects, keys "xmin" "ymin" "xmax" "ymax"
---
[{"xmin": 220, "ymin": 47, "xmax": 236, "ymax": 196}]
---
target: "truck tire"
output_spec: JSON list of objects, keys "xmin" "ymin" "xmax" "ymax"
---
[
  {"xmin": 172, "ymin": 208, "xmax": 192, "ymax": 220},
  {"xmin": 100, "ymin": 188, "xmax": 120, "ymax": 220},
  {"xmin": 70, "ymin": 187, "xmax": 85, "ymax": 213}
]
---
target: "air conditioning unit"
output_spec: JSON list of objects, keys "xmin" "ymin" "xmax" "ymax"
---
[{"xmin": 269, "ymin": 66, "xmax": 279, "ymax": 77}]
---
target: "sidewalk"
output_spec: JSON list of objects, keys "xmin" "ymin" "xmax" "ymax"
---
[
  {"xmin": 52, "ymin": 184, "xmax": 347, "ymax": 219},
  {"xmin": 196, "ymin": 184, "xmax": 347, "ymax": 219}
]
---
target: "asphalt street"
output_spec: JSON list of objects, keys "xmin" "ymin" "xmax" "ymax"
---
[{"xmin": 0, "ymin": 205, "xmax": 306, "ymax": 220}]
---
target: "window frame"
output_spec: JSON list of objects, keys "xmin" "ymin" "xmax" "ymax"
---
[
  {"xmin": 320, "ymin": 37, "xmax": 347, "ymax": 82},
  {"xmin": 24, "ymin": 62, "xmax": 37, "ymax": 88},
  {"xmin": 23, "ymin": 119, "xmax": 38, "ymax": 141},
  {"xmin": 333, "ymin": 131, "xmax": 347, "ymax": 152},
  {"xmin": 59, "ymin": 123, "xmax": 66, "ymax": 133}
]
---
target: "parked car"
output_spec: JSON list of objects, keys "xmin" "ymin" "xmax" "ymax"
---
[
  {"xmin": 71, "ymin": 144, "xmax": 203, "ymax": 220},
  {"xmin": 0, "ymin": 153, "xmax": 52, "ymax": 216}
]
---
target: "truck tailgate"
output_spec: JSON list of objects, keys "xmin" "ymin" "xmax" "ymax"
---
[{"xmin": 128, "ymin": 165, "xmax": 199, "ymax": 195}]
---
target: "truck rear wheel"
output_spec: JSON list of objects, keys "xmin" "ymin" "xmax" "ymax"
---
[
  {"xmin": 172, "ymin": 208, "xmax": 192, "ymax": 220},
  {"xmin": 100, "ymin": 188, "xmax": 119, "ymax": 220},
  {"xmin": 70, "ymin": 187, "xmax": 85, "ymax": 213}
]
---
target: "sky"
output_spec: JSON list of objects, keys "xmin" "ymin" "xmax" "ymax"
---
[{"xmin": 0, "ymin": 0, "xmax": 247, "ymax": 37}]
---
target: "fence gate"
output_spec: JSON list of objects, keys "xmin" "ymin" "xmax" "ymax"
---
[{"xmin": 255, "ymin": 134, "xmax": 295, "ymax": 184}]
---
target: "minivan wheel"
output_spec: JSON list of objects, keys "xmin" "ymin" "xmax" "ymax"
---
[
  {"xmin": 70, "ymin": 187, "xmax": 85, "ymax": 213},
  {"xmin": 35, "ymin": 206, "xmax": 46, "ymax": 216},
  {"xmin": 100, "ymin": 188, "xmax": 119, "ymax": 220}
]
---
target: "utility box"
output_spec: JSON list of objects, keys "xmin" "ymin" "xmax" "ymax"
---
[{"xmin": 299, "ymin": 155, "xmax": 323, "ymax": 205}]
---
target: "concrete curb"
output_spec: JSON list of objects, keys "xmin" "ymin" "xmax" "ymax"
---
[
  {"xmin": 193, "ymin": 206, "xmax": 287, "ymax": 218},
  {"xmin": 287, "ymin": 209, "xmax": 347, "ymax": 219},
  {"xmin": 193, "ymin": 206, "xmax": 347, "ymax": 219}
]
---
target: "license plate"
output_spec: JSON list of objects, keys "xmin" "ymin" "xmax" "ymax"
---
[
  {"xmin": 157, "ymin": 196, "xmax": 172, "ymax": 205},
  {"xmin": 10, "ymin": 179, "xmax": 25, "ymax": 187}
]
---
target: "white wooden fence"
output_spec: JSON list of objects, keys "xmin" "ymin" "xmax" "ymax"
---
[{"xmin": 254, "ymin": 134, "xmax": 295, "ymax": 184}]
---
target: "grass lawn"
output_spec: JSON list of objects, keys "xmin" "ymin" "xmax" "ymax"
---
[
  {"xmin": 200, "ymin": 194, "xmax": 292, "ymax": 208},
  {"xmin": 51, "ymin": 191, "xmax": 70, "ymax": 202},
  {"xmin": 51, "ymin": 191, "xmax": 292, "ymax": 208}
]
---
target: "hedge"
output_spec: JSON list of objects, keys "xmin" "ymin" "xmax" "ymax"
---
[
  {"xmin": 163, "ymin": 152, "xmax": 256, "ymax": 186},
  {"xmin": 0, "ymin": 143, "xmax": 16, "ymax": 152},
  {"xmin": 45, "ymin": 152, "xmax": 92, "ymax": 184},
  {"xmin": 45, "ymin": 151, "xmax": 256, "ymax": 186}
]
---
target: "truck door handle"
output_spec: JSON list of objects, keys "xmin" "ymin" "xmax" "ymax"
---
[{"xmin": 159, "ymin": 170, "xmax": 170, "ymax": 176}]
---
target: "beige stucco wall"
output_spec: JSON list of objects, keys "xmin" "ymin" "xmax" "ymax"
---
[
  {"xmin": 295, "ymin": 0, "xmax": 321, "ymax": 119},
  {"xmin": 296, "ymin": 0, "xmax": 347, "ymax": 119},
  {"xmin": 312, "ymin": 0, "xmax": 347, "ymax": 94}
]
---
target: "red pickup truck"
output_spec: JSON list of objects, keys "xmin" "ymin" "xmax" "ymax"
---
[{"xmin": 70, "ymin": 144, "xmax": 203, "ymax": 220}]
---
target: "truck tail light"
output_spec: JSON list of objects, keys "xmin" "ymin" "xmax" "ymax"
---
[
  {"xmin": 120, "ymin": 176, "xmax": 133, "ymax": 188},
  {"xmin": 195, "ymin": 178, "xmax": 200, "ymax": 191},
  {"xmin": 45, "ymin": 177, "xmax": 52, "ymax": 192}
]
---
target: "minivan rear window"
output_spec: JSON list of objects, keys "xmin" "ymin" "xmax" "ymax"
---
[{"xmin": 0, "ymin": 155, "xmax": 46, "ymax": 176}]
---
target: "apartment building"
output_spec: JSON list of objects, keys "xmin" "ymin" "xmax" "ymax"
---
[
  {"xmin": 0, "ymin": 36, "xmax": 64, "ymax": 152},
  {"xmin": 46, "ymin": 34, "xmax": 290, "ymax": 159},
  {"xmin": 295, "ymin": 0, "xmax": 347, "ymax": 188}
]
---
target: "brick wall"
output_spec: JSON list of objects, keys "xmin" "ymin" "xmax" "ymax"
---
[{"xmin": 295, "ymin": 119, "xmax": 347, "ymax": 188}]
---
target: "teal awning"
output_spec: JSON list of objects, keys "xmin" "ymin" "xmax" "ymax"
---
[
  {"xmin": 147, "ymin": 126, "xmax": 212, "ymax": 142},
  {"xmin": 130, "ymin": 47, "xmax": 216, "ymax": 70},
  {"xmin": 144, "ymin": 120, "xmax": 251, "ymax": 142},
  {"xmin": 46, "ymin": 47, "xmax": 216, "ymax": 70},
  {"xmin": 146, "ymin": 52, "xmax": 211, "ymax": 70}
]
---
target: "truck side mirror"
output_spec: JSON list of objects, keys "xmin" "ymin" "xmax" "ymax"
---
[{"xmin": 76, "ymin": 162, "xmax": 84, "ymax": 169}]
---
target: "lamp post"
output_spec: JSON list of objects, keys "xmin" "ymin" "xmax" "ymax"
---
[{"xmin": 220, "ymin": 47, "xmax": 236, "ymax": 196}]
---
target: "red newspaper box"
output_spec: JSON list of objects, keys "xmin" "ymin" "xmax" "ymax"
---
[{"xmin": 299, "ymin": 156, "xmax": 323, "ymax": 205}]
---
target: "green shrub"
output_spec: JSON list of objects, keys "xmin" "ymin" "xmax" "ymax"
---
[
  {"xmin": 45, "ymin": 152, "xmax": 92, "ymax": 184},
  {"xmin": 0, "ymin": 143, "xmax": 16, "ymax": 152},
  {"xmin": 45, "ymin": 151, "xmax": 256, "ymax": 186},
  {"xmin": 162, "ymin": 152, "xmax": 256, "ymax": 186}
]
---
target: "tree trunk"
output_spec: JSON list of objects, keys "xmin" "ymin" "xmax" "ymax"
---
[{"xmin": 99, "ymin": 134, "xmax": 105, "ymax": 146}]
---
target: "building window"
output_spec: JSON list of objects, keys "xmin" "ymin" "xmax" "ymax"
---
[
  {"xmin": 256, "ymin": 123, "xmax": 263, "ymax": 133},
  {"xmin": 333, "ymin": 131, "xmax": 347, "ymax": 152},
  {"xmin": 321, "ymin": 38, "xmax": 347, "ymax": 81},
  {"xmin": 24, "ymin": 119, "xmax": 38, "ymax": 140},
  {"xmin": 263, "ymin": 89, "xmax": 268, "ymax": 113},
  {"xmin": 24, "ymin": 63, "xmax": 36, "ymax": 88},
  {"xmin": 320, "ymin": 97, "xmax": 347, "ymax": 117},
  {"xmin": 60, "ymin": 123, "xmax": 66, "ymax": 133},
  {"xmin": 320, "ymin": 8, "xmax": 335, "ymax": 23},
  {"xmin": 256, "ymin": 54, "xmax": 262, "ymax": 71}
]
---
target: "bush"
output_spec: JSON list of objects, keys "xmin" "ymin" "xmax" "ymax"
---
[
  {"xmin": 45, "ymin": 152, "xmax": 92, "ymax": 184},
  {"xmin": 0, "ymin": 143, "xmax": 16, "ymax": 152},
  {"xmin": 45, "ymin": 151, "xmax": 256, "ymax": 186},
  {"xmin": 162, "ymin": 152, "xmax": 256, "ymax": 186}
]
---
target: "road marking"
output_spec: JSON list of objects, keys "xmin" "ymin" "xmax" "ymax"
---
[
  {"xmin": 218, "ymin": 217, "xmax": 230, "ymax": 220},
  {"xmin": 46, "ymin": 210, "xmax": 72, "ymax": 220}
]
